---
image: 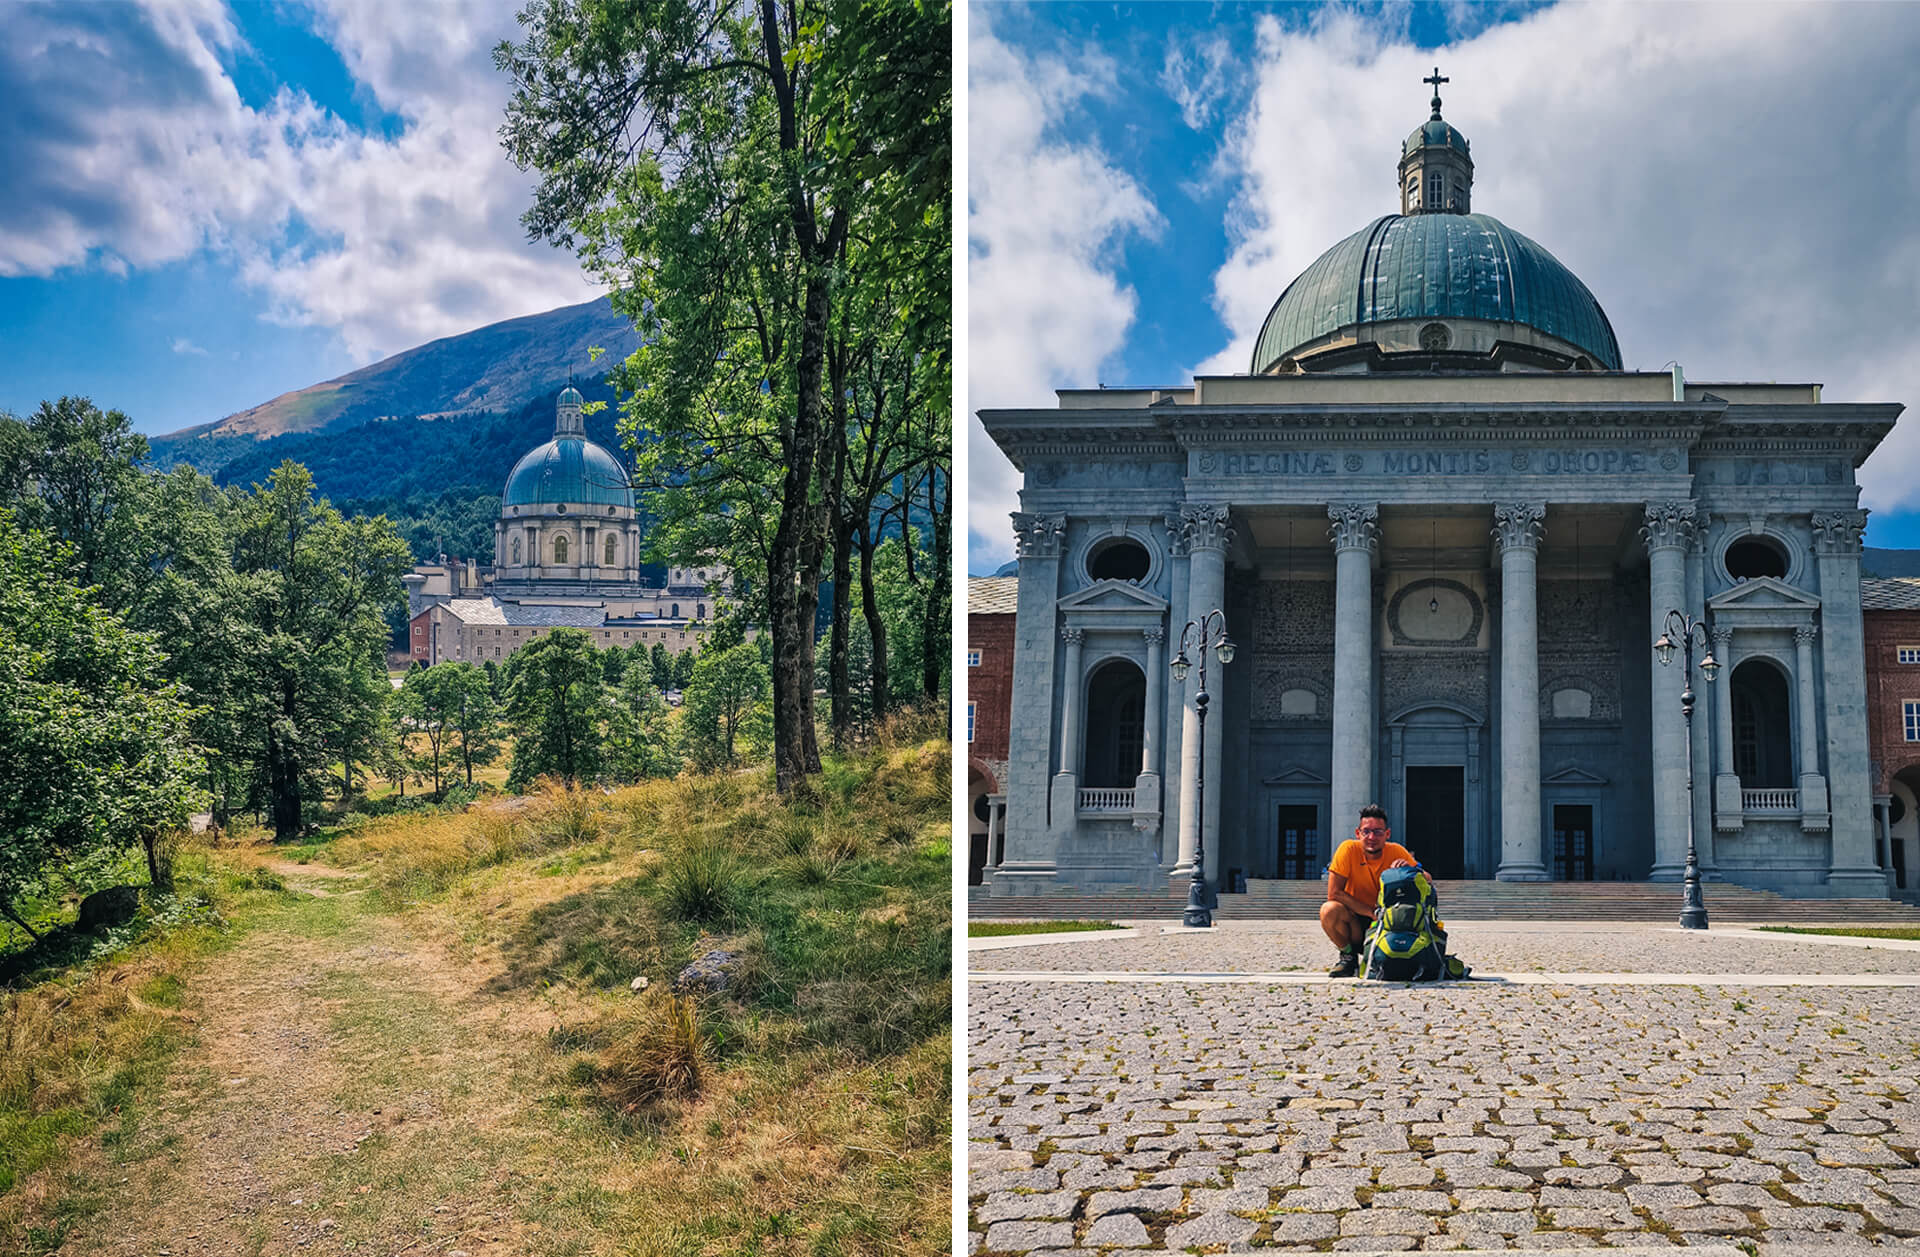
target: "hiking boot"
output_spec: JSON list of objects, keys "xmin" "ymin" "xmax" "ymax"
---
[{"xmin": 1328, "ymin": 951, "xmax": 1359, "ymax": 979}]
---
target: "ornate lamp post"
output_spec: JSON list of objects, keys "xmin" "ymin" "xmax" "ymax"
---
[
  {"xmin": 1654, "ymin": 609, "xmax": 1721, "ymax": 930},
  {"xmin": 1171, "ymin": 609, "xmax": 1235, "ymax": 928}
]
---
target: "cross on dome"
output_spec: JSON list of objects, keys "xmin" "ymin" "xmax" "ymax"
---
[{"xmin": 1424, "ymin": 66, "xmax": 1449, "ymax": 119}]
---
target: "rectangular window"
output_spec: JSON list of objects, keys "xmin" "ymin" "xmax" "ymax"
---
[
  {"xmin": 966, "ymin": 703, "xmax": 976, "ymax": 743},
  {"xmin": 1907, "ymin": 701, "xmax": 1920, "ymax": 743},
  {"xmin": 967, "ymin": 650, "xmax": 981, "ymax": 667},
  {"xmin": 1900, "ymin": 646, "xmax": 1920, "ymax": 664}
]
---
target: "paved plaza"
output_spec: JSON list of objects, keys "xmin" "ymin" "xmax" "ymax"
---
[{"xmin": 967, "ymin": 923, "xmax": 1920, "ymax": 1255}]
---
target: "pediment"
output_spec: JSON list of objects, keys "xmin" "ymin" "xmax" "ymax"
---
[
  {"xmin": 1261, "ymin": 764, "xmax": 1329, "ymax": 786},
  {"xmin": 1057, "ymin": 579, "xmax": 1169, "ymax": 613},
  {"xmin": 1707, "ymin": 576, "xmax": 1821, "ymax": 613},
  {"xmin": 1542, "ymin": 764, "xmax": 1609, "ymax": 786}
]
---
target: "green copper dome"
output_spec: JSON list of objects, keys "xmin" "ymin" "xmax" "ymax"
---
[
  {"xmin": 502, "ymin": 436, "xmax": 631, "ymax": 509},
  {"xmin": 1251, "ymin": 213, "xmax": 1622, "ymax": 373},
  {"xmin": 1405, "ymin": 118, "xmax": 1469, "ymax": 156},
  {"xmin": 558, "ymin": 385, "xmax": 584, "ymax": 406}
]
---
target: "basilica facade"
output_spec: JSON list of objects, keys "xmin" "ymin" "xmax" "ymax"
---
[
  {"xmin": 976, "ymin": 82, "xmax": 1902, "ymax": 900},
  {"xmin": 403, "ymin": 386, "xmax": 729, "ymax": 666}
]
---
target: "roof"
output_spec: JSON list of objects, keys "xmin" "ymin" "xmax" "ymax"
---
[
  {"xmin": 502, "ymin": 436, "xmax": 632, "ymax": 509},
  {"xmin": 1862, "ymin": 578, "xmax": 1920, "ymax": 611},
  {"xmin": 969, "ymin": 576, "xmax": 1017, "ymax": 616},
  {"xmin": 1404, "ymin": 117, "xmax": 1469, "ymax": 156},
  {"xmin": 437, "ymin": 598, "xmax": 608, "ymax": 628},
  {"xmin": 1251, "ymin": 212, "xmax": 1622, "ymax": 373}
]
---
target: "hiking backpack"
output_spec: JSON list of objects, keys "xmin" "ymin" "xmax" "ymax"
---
[{"xmin": 1362, "ymin": 865, "xmax": 1466, "ymax": 981}]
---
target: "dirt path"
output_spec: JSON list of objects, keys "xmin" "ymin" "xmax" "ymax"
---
[{"xmin": 59, "ymin": 878, "xmax": 555, "ymax": 1257}]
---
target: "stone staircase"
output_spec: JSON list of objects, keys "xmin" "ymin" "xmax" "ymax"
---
[{"xmin": 969, "ymin": 878, "xmax": 1920, "ymax": 924}]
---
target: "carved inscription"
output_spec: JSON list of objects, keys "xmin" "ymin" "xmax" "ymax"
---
[
  {"xmin": 1698, "ymin": 459, "xmax": 1846, "ymax": 487},
  {"xmin": 1201, "ymin": 448, "xmax": 1653, "ymax": 479}
]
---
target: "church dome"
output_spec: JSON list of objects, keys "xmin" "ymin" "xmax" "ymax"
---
[
  {"xmin": 1405, "ymin": 118, "xmax": 1469, "ymax": 156},
  {"xmin": 502, "ymin": 435, "xmax": 632, "ymax": 509},
  {"xmin": 1250, "ymin": 212, "xmax": 1622, "ymax": 374}
]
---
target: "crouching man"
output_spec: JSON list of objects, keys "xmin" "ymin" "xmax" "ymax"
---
[{"xmin": 1320, "ymin": 803, "xmax": 1417, "ymax": 978}]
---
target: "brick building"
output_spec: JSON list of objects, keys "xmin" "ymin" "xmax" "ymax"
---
[
  {"xmin": 1864, "ymin": 577, "xmax": 1920, "ymax": 892},
  {"xmin": 407, "ymin": 599, "xmax": 711, "ymax": 667},
  {"xmin": 968, "ymin": 576, "xmax": 1015, "ymax": 884}
]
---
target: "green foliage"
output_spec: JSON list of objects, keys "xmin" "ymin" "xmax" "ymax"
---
[
  {"xmin": 397, "ymin": 662, "xmax": 501, "ymax": 794},
  {"xmin": 679, "ymin": 644, "xmax": 771, "ymax": 771},
  {"xmin": 607, "ymin": 660, "xmax": 678, "ymax": 781},
  {"xmin": 659, "ymin": 837, "xmax": 743, "ymax": 923},
  {"xmin": 0, "ymin": 511, "xmax": 203, "ymax": 929},
  {"xmin": 503, "ymin": 628, "xmax": 609, "ymax": 788}
]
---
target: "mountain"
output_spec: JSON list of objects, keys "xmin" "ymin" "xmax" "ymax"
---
[{"xmin": 149, "ymin": 295, "xmax": 640, "ymax": 474}]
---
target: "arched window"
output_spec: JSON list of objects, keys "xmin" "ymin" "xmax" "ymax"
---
[
  {"xmin": 605, "ymin": 534, "xmax": 618, "ymax": 566},
  {"xmin": 1427, "ymin": 171, "xmax": 1443, "ymax": 209},
  {"xmin": 1407, "ymin": 177, "xmax": 1419, "ymax": 207},
  {"xmin": 1083, "ymin": 659, "xmax": 1147, "ymax": 788},
  {"xmin": 671, "ymin": 603, "xmax": 680, "ymax": 618},
  {"xmin": 697, "ymin": 603, "xmax": 706, "ymax": 619},
  {"xmin": 553, "ymin": 534, "xmax": 569, "ymax": 564},
  {"xmin": 1731, "ymin": 659, "xmax": 1793, "ymax": 788},
  {"xmin": 511, "ymin": 536, "xmax": 522, "ymax": 564}
]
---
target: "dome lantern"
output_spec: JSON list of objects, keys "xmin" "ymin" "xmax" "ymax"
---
[
  {"xmin": 1398, "ymin": 66, "xmax": 1472, "ymax": 215},
  {"xmin": 555, "ymin": 380, "xmax": 586, "ymax": 438}
]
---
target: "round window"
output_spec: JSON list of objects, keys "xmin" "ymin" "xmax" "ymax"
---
[
  {"xmin": 973, "ymin": 795, "xmax": 991, "ymax": 823},
  {"xmin": 1725, "ymin": 536, "xmax": 1788, "ymax": 581},
  {"xmin": 1088, "ymin": 537, "xmax": 1150, "ymax": 583},
  {"xmin": 1419, "ymin": 322, "xmax": 1452, "ymax": 352}
]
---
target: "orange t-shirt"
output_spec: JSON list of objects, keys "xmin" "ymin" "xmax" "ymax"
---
[{"xmin": 1327, "ymin": 839, "xmax": 1415, "ymax": 911}]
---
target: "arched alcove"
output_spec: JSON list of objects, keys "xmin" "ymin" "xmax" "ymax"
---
[
  {"xmin": 1730, "ymin": 658, "xmax": 1793, "ymax": 788},
  {"xmin": 1082, "ymin": 659, "xmax": 1146, "ymax": 788}
]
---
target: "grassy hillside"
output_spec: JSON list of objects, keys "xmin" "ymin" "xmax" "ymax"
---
[{"xmin": 0, "ymin": 730, "xmax": 952, "ymax": 1257}]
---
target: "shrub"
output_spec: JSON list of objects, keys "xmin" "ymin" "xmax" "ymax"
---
[
  {"xmin": 599, "ymin": 992, "xmax": 704, "ymax": 1113},
  {"xmin": 528, "ymin": 778, "xmax": 603, "ymax": 848},
  {"xmin": 659, "ymin": 837, "xmax": 742, "ymax": 923}
]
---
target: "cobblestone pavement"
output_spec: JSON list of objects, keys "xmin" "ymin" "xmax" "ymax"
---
[
  {"xmin": 967, "ymin": 927, "xmax": 1920, "ymax": 1254},
  {"xmin": 968, "ymin": 922, "xmax": 1920, "ymax": 976}
]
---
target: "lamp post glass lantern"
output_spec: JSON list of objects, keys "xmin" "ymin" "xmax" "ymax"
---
[
  {"xmin": 1656, "ymin": 609, "xmax": 1718, "ymax": 929},
  {"xmin": 1174, "ymin": 609, "xmax": 1235, "ymax": 928}
]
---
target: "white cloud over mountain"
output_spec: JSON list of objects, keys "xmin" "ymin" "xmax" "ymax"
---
[{"xmin": 0, "ymin": 0, "xmax": 596, "ymax": 363}]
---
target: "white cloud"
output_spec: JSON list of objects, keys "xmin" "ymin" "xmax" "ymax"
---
[
  {"xmin": 967, "ymin": 14, "xmax": 1162, "ymax": 570},
  {"xmin": 1160, "ymin": 33, "xmax": 1235, "ymax": 131},
  {"xmin": 170, "ymin": 336, "xmax": 208, "ymax": 356},
  {"xmin": 1198, "ymin": 4, "xmax": 1920, "ymax": 512},
  {"xmin": 0, "ymin": 0, "xmax": 597, "ymax": 363}
]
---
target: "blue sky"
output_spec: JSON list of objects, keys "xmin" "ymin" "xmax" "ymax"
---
[
  {"xmin": 0, "ymin": 0, "xmax": 598, "ymax": 437},
  {"xmin": 967, "ymin": 1, "xmax": 1920, "ymax": 571}
]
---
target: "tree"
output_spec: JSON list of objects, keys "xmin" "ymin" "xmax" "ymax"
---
[
  {"xmin": 681, "ymin": 643, "xmax": 771, "ymax": 770},
  {"xmin": 672, "ymin": 648, "xmax": 697, "ymax": 690},
  {"xmin": 649, "ymin": 642, "xmax": 673, "ymax": 691},
  {"xmin": 441, "ymin": 662, "xmax": 503, "ymax": 787},
  {"xmin": 504, "ymin": 628, "xmax": 608, "ymax": 788},
  {"xmin": 497, "ymin": 0, "xmax": 950, "ymax": 793},
  {"xmin": 608, "ymin": 659, "xmax": 678, "ymax": 781},
  {"xmin": 0, "ymin": 397, "xmax": 153, "ymax": 600},
  {"xmin": 396, "ymin": 667, "xmax": 454, "ymax": 795},
  {"xmin": 227, "ymin": 463, "xmax": 412, "ymax": 839},
  {"xmin": 0, "ymin": 511, "xmax": 202, "ymax": 931}
]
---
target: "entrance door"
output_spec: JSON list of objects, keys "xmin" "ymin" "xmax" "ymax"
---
[
  {"xmin": 1276, "ymin": 806, "xmax": 1318, "ymax": 879},
  {"xmin": 1404, "ymin": 767, "xmax": 1465, "ymax": 878},
  {"xmin": 1552, "ymin": 805, "xmax": 1594, "ymax": 881}
]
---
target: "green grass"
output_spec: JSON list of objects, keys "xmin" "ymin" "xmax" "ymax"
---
[
  {"xmin": 1756, "ymin": 925, "xmax": 1920, "ymax": 940},
  {"xmin": 968, "ymin": 920, "xmax": 1124, "ymax": 937}
]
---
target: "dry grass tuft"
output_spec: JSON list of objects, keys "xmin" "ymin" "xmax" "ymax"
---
[{"xmin": 599, "ymin": 991, "xmax": 705, "ymax": 1113}]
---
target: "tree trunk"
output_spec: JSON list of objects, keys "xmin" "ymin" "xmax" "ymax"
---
[
  {"xmin": 859, "ymin": 519, "xmax": 889, "ymax": 721},
  {"xmin": 268, "ymin": 683, "xmax": 301, "ymax": 841},
  {"xmin": 0, "ymin": 899, "xmax": 42, "ymax": 942},
  {"xmin": 143, "ymin": 833, "xmax": 171, "ymax": 892},
  {"xmin": 827, "ymin": 374, "xmax": 853, "ymax": 752},
  {"xmin": 922, "ymin": 464, "xmax": 948, "ymax": 701}
]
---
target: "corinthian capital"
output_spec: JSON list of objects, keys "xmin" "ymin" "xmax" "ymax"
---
[
  {"xmin": 1011, "ymin": 511, "xmax": 1067, "ymax": 559},
  {"xmin": 1811, "ymin": 509, "xmax": 1868, "ymax": 557},
  {"xmin": 1179, "ymin": 503, "xmax": 1235, "ymax": 554},
  {"xmin": 1326, "ymin": 501, "xmax": 1380, "ymax": 554},
  {"xmin": 1640, "ymin": 501, "xmax": 1698, "ymax": 553},
  {"xmin": 1491, "ymin": 502, "xmax": 1547, "ymax": 553}
]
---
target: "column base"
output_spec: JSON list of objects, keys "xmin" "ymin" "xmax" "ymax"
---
[
  {"xmin": 1826, "ymin": 868, "xmax": 1892, "ymax": 898},
  {"xmin": 1049, "ymin": 773, "xmax": 1078, "ymax": 834},
  {"xmin": 1713, "ymin": 774, "xmax": 1744, "ymax": 832},
  {"xmin": 985, "ymin": 865, "xmax": 1063, "ymax": 896},
  {"xmin": 1647, "ymin": 862, "xmax": 1685, "ymax": 882},
  {"xmin": 1494, "ymin": 863, "xmax": 1550, "ymax": 882}
]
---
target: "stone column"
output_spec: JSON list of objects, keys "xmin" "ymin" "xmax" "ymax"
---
[
  {"xmin": 1686, "ymin": 532, "xmax": 1715, "ymax": 874},
  {"xmin": 987, "ymin": 796, "xmax": 1006, "ymax": 868},
  {"xmin": 1328, "ymin": 503, "xmax": 1379, "ymax": 839},
  {"xmin": 1134, "ymin": 627, "xmax": 1165, "ymax": 826},
  {"xmin": 1794, "ymin": 625, "xmax": 1831, "ymax": 829},
  {"xmin": 1055, "ymin": 627, "xmax": 1086, "ymax": 776},
  {"xmin": 1494, "ymin": 503, "xmax": 1549, "ymax": 881},
  {"xmin": 1711, "ymin": 625, "xmax": 1742, "ymax": 832},
  {"xmin": 1160, "ymin": 521, "xmax": 1191, "ymax": 870},
  {"xmin": 1643, "ymin": 502, "xmax": 1696, "ymax": 880},
  {"xmin": 994, "ymin": 512, "xmax": 1068, "ymax": 890},
  {"xmin": 1177, "ymin": 504, "xmax": 1232, "ymax": 882},
  {"xmin": 1813, "ymin": 510, "xmax": 1883, "ymax": 894}
]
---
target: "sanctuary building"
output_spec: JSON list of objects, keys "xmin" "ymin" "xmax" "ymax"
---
[
  {"xmin": 975, "ymin": 77, "xmax": 1903, "ymax": 901},
  {"xmin": 403, "ymin": 386, "xmax": 729, "ymax": 665}
]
